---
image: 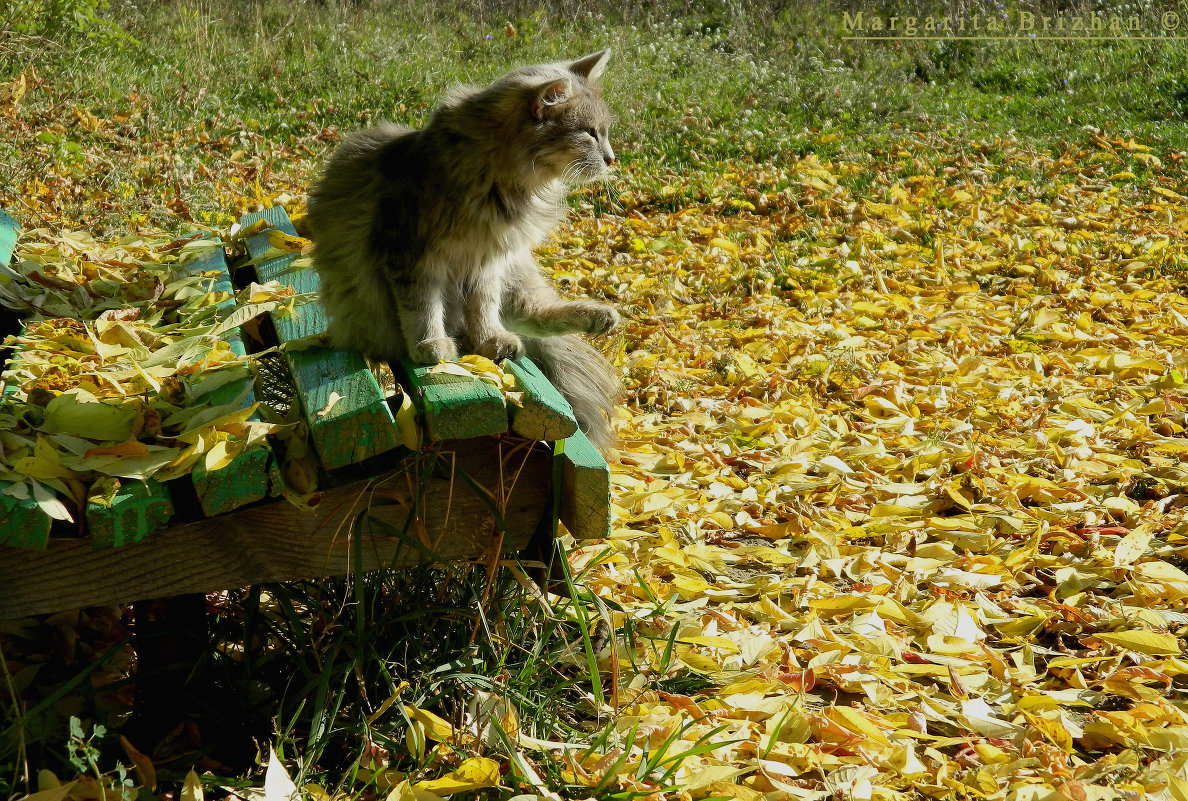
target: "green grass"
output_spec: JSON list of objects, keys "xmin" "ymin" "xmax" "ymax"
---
[
  {"xmin": 1, "ymin": 550, "xmax": 619, "ymax": 798},
  {"xmin": 3, "ymin": 0, "xmax": 1188, "ymax": 232}
]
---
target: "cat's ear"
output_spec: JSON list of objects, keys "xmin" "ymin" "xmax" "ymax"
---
[
  {"xmin": 532, "ymin": 78, "xmax": 572, "ymax": 119},
  {"xmin": 569, "ymin": 50, "xmax": 610, "ymax": 81}
]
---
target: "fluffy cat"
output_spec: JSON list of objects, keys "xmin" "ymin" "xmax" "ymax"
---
[{"xmin": 307, "ymin": 50, "xmax": 622, "ymax": 451}]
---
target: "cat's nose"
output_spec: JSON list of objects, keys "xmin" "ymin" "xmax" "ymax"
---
[{"xmin": 604, "ymin": 146, "xmax": 616, "ymax": 166}]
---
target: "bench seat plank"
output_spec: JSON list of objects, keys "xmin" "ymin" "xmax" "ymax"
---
[
  {"xmin": 398, "ymin": 359, "xmax": 508, "ymax": 442},
  {"xmin": 183, "ymin": 245, "xmax": 270, "ymax": 515},
  {"xmin": 0, "ymin": 492, "xmax": 51, "ymax": 549},
  {"xmin": 86, "ymin": 480, "xmax": 174, "ymax": 549},
  {"xmin": 504, "ymin": 356, "xmax": 578, "ymax": 442},
  {"xmin": 0, "ymin": 209, "xmax": 18, "ymax": 265}
]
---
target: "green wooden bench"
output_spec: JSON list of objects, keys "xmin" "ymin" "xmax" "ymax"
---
[{"xmin": 0, "ymin": 207, "xmax": 611, "ymax": 619}]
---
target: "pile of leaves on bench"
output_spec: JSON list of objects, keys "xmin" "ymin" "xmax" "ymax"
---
[{"xmin": 0, "ymin": 226, "xmax": 300, "ymax": 524}]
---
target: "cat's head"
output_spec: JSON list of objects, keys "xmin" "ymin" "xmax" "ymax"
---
[
  {"xmin": 478, "ymin": 51, "xmax": 616, "ymax": 187},
  {"xmin": 525, "ymin": 51, "xmax": 615, "ymax": 185}
]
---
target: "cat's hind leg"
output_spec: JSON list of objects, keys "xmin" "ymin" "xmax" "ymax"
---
[
  {"xmin": 319, "ymin": 269, "xmax": 408, "ymax": 364},
  {"xmin": 395, "ymin": 274, "xmax": 458, "ymax": 363}
]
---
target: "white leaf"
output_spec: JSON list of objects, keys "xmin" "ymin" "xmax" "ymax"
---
[
  {"xmin": 263, "ymin": 747, "xmax": 299, "ymax": 801},
  {"xmin": 31, "ymin": 479, "xmax": 73, "ymax": 522}
]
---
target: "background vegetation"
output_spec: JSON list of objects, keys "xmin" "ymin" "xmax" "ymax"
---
[{"xmin": 2, "ymin": 0, "xmax": 1187, "ymax": 232}]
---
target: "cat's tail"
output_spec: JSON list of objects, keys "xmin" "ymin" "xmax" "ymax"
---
[{"xmin": 522, "ymin": 335, "xmax": 620, "ymax": 454}]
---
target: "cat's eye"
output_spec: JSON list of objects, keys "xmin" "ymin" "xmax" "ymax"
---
[{"xmin": 586, "ymin": 128, "xmax": 599, "ymax": 140}]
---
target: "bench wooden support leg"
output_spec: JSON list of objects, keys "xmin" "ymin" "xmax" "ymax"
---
[{"xmin": 125, "ymin": 594, "xmax": 209, "ymax": 752}]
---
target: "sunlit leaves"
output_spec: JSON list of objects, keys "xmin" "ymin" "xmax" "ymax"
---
[{"xmin": 541, "ymin": 130, "xmax": 1188, "ymax": 798}]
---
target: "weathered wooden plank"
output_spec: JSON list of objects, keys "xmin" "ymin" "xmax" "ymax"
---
[
  {"xmin": 190, "ymin": 445, "xmax": 272, "ymax": 517},
  {"xmin": 0, "ymin": 206, "xmax": 22, "ymax": 345},
  {"xmin": 0, "ymin": 491, "xmax": 51, "ymax": 549},
  {"xmin": 399, "ymin": 359, "xmax": 507, "ymax": 441},
  {"xmin": 504, "ymin": 357, "xmax": 578, "ymax": 442},
  {"xmin": 290, "ymin": 347, "xmax": 406, "ymax": 468},
  {"xmin": 238, "ymin": 208, "xmax": 400, "ymax": 470},
  {"xmin": 183, "ymin": 245, "xmax": 271, "ymax": 515},
  {"xmin": 0, "ymin": 439, "xmax": 551, "ymax": 618},
  {"xmin": 237, "ymin": 208, "xmax": 312, "ymax": 370},
  {"xmin": 86, "ymin": 480, "xmax": 173, "ymax": 549},
  {"xmin": 0, "ymin": 207, "xmax": 23, "ymax": 359},
  {"xmin": 240, "ymin": 207, "xmax": 325, "ymax": 340},
  {"xmin": 0, "ymin": 211, "xmax": 22, "ymax": 368},
  {"xmin": 557, "ymin": 429, "xmax": 611, "ymax": 540}
]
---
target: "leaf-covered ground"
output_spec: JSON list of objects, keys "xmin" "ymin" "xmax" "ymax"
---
[
  {"xmin": 6, "ymin": 64, "xmax": 1188, "ymax": 799},
  {"xmin": 536, "ymin": 134, "xmax": 1188, "ymax": 798}
]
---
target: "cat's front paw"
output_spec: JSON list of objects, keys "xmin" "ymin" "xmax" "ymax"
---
[
  {"xmin": 477, "ymin": 331, "xmax": 525, "ymax": 361},
  {"xmin": 412, "ymin": 337, "xmax": 459, "ymax": 363},
  {"xmin": 570, "ymin": 302, "xmax": 620, "ymax": 336}
]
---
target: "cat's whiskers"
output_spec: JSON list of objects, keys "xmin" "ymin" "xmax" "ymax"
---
[
  {"xmin": 600, "ymin": 174, "xmax": 622, "ymax": 211},
  {"xmin": 560, "ymin": 159, "xmax": 585, "ymax": 186}
]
